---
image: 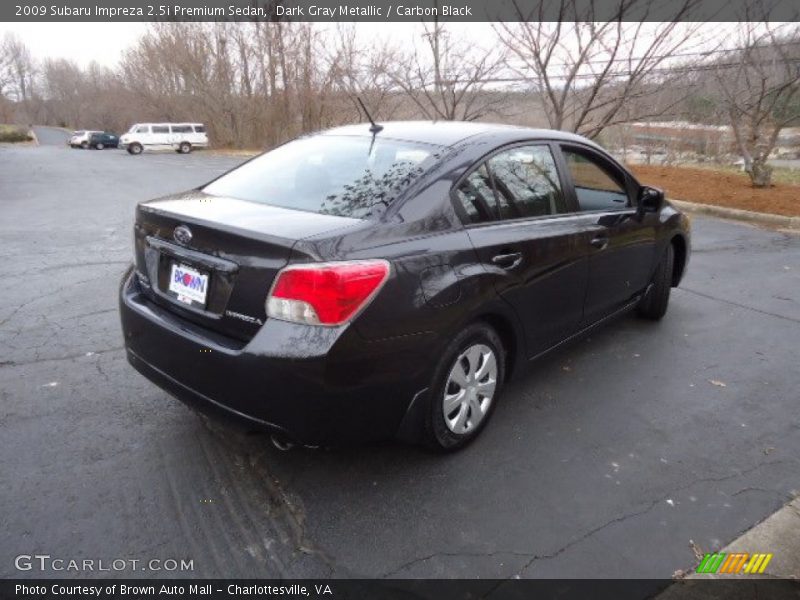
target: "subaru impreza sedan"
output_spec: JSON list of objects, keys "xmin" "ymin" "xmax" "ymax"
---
[{"xmin": 119, "ymin": 121, "xmax": 690, "ymax": 450}]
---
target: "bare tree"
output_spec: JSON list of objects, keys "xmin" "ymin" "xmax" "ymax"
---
[
  {"xmin": 0, "ymin": 33, "xmax": 37, "ymax": 120},
  {"xmin": 118, "ymin": 22, "xmax": 370, "ymax": 147},
  {"xmin": 327, "ymin": 24, "xmax": 401, "ymax": 124},
  {"xmin": 41, "ymin": 58, "xmax": 90, "ymax": 127},
  {"xmin": 387, "ymin": 20, "xmax": 509, "ymax": 121},
  {"xmin": 713, "ymin": 23, "xmax": 800, "ymax": 187},
  {"xmin": 495, "ymin": 0, "xmax": 703, "ymax": 139}
]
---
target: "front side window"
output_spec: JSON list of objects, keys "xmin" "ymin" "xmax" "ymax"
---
[
  {"xmin": 134, "ymin": 125, "xmax": 149, "ymax": 134},
  {"xmin": 487, "ymin": 145, "xmax": 566, "ymax": 218},
  {"xmin": 562, "ymin": 148, "xmax": 628, "ymax": 211},
  {"xmin": 194, "ymin": 125, "xmax": 206, "ymax": 133},
  {"xmin": 203, "ymin": 135, "xmax": 440, "ymax": 219}
]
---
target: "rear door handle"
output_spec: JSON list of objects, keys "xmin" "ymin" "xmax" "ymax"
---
[
  {"xmin": 492, "ymin": 251, "xmax": 523, "ymax": 269},
  {"xmin": 590, "ymin": 236, "xmax": 609, "ymax": 250}
]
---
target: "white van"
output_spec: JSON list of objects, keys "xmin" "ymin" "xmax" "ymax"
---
[{"xmin": 119, "ymin": 123, "xmax": 209, "ymax": 155}]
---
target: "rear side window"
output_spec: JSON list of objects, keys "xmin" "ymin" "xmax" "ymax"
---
[
  {"xmin": 562, "ymin": 149, "xmax": 628, "ymax": 211},
  {"xmin": 454, "ymin": 144, "xmax": 566, "ymax": 224},
  {"xmin": 152, "ymin": 126, "xmax": 169, "ymax": 134},
  {"xmin": 194, "ymin": 125, "xmax": 206, "ymax": 133},
  {"xmin": 488, "ymin": 146, "xmax": 566, "ymax": 218},
  {"xmin": 455, "ymin": 164, "xmax": 496, "ymax": 223},
  {"xmin": 171, "ymin": 125, "xmax": 192, "ymax": 133}
]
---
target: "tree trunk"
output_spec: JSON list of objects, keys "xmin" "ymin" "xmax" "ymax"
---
[{"xmin": 748, "ymin": 157, "xmax": 773, "ymax": 188}]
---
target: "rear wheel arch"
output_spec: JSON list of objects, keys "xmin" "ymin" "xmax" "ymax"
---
[{"xmin": 472, "ymin": 312, "xmax": 519, "ymax": 381}]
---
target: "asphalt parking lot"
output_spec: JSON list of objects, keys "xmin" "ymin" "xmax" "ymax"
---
[{"xmin": 1, "ymin": 128, "xmax": 799, "ymax": 582}]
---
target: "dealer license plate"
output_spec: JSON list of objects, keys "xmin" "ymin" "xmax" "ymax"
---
[{"xmin": 168, "ymin": 262, "xmax": 209, "ymax": 306}]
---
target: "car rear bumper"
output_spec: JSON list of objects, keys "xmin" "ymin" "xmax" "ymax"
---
[{"xmin": 119, "ymin": 269, "xmax": 432, "ymax": 444}]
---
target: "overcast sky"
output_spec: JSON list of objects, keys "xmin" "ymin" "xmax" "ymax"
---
[
  {"xmin": 0, "ymin": 23, "xmax": 148, "ymax": 66},
  {"xmin": 0, "ymin": 22, "xmax": 505, "ymax": 68}
]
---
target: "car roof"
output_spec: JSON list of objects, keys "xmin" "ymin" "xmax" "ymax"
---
[{"xmin": 318, "ymin": 120, "xmax": 598, "ymax": 148}]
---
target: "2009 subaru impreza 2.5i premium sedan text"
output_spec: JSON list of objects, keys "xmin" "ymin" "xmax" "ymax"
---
[{"xmin": 119, "ymin": 121, "xmax": 690, "ymax": 451}]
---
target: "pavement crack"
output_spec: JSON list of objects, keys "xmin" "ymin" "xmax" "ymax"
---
[
  {"xmin": 0, "ymin": 297, "xmax": 39, "ymax": 328},
  {"xmin": 731, "ymin": 486, "xmax": 788, "ymax": 499},
  {"xmin": 40, "ymin": 260, "xmax": 130, "ymax": 272},
  {"xmin": 73, "ymin": 308, "xmax": 117, "ymax": 320},
  {"xmin": 677, "ymin": 287, "xmax": 800, "ymax": 325},
  {"xmin": 491, "ymin": 459, "xmax": 798, "ymax": 585},
  {"xmin": 95, "ymin": 360, "xmax": 109, "ymax": 382},
  {"xmin": 0, "ymin": 345, "xmax": 124, "ymax": 367}
]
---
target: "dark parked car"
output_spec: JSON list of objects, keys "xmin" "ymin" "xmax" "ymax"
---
[
  {"xmin": 119, "ymin": 121, "xmax": 690, "ymax": 450},
  {"xmin": 88, "ymin": 132, "xmax": 119, "ymax": 149}
]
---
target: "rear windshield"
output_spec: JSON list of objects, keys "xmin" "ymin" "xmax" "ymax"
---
[{"xmin": 203, "ymin": 135, "xmax": 440, "ymax": 218}]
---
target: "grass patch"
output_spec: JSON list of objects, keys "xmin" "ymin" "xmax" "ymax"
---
[{"xmin": 0, "ymin": 124, "xmax": 34, "ymax": 143}]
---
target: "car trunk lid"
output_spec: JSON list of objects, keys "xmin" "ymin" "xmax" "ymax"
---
[{"xmin": 133, "ymin": 191, "xmax": 362, "ymax": 342}]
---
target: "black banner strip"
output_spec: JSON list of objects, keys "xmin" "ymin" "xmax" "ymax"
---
[{"xmin": 4, "ymin": 579, "xmax": 800, "ymax": 600}]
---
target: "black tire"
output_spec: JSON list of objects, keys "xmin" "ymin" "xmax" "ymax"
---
[
  {"xmin": 128, "ymin": 142, "xmax": 143, "ymax": 155},
  {"xmin": 179, "ymin": 142, "xmax": 192, "ymax": 154},
  {"xmin": 95, "ymin": 142, "xmax": 104, "ymax": 150},
  {"xmin": 80, "ymin": 141, "xmax": 88, "ymax": 149},
  {"xmin": 423, "ymin": 322, "xmax": 505, "ymax": 451},
  {"xmin": 638, "ymin": 243, "xmax": 674, "ymax": 321}
]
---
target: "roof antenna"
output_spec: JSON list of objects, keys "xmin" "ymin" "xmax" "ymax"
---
[{"xmin": 357, "ymin": 97, "xmax": 383, "ymax": 134}]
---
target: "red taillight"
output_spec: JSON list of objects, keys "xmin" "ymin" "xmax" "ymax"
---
[{"xmin": 266, "ymin": 260, "xmax": 390, "ymax": 326}]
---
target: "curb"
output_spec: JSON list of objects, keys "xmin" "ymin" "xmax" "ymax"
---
[
  {"xmin": 669, "ymin": 198, "xmax": 800, "ymax": 230},
  {"xmin": 688, "ymin": 496, "xmax": 800, "ymax": 580},
  {"xmin": 656, "ymin": 497, "xmax": 800, "ymax": 599},
  {"xmin": 207, "ymin": 149, "xmax": 260, "ymax": 158}
]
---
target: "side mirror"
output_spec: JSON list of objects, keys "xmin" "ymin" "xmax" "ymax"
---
[{"xmin": 638, "ymin": 186, "xmax": 664, "ymax": 215}]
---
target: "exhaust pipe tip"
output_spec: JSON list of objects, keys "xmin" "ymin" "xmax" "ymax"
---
[{"xmin": 270, "ymin": 434, "xmax": 295, "ymax": 452}]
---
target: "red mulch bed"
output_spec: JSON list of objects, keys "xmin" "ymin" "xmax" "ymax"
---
[{"xmin": 630, "ymin": 165, "xmax": 800, "ymax": 218}]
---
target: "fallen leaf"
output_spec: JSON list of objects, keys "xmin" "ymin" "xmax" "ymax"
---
[{"xmin": 689, "ymin": 540, "xmax": 704, "ymax": 561}]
